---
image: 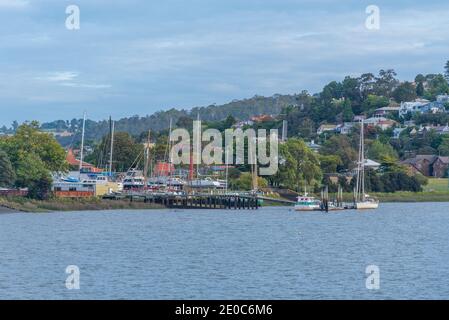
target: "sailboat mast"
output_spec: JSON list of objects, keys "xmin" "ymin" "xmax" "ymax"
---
[
  {"xmin": 168, "ymin": 118, "xmax": 173, "ymax": 177},
  {"xmin": 252, "ymin": 155, "xmax": 258, "ymax": 191},
  {"xmin": 355, "ymin": 119, "xmax": 363, "ymax": 202},
  {"xmin": 196, "ymin": 113, "xmax": 200, "ymax": 178},
  {"xmin": 79, "ymin": 112, "xmax": 86, "ymax": 172},
  {"xmin": 144, "ymin": 130, "xmax": 151, "ymax": 184},
  {"xmin": 361, "ymin": 119, "xmax": 365, "ymax": 198},
  {"xmin": 109, "ymin": 118, "xmax": 115, "ymax": 174}
]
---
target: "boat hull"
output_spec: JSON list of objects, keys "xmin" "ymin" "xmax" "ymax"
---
[
  {"xmin": 294, "ymin": 205, "xmax": 321, "ymax": 211},
  {"xmin": 355, "ymin": 201, "xmax": 379, "ymax": 210}
]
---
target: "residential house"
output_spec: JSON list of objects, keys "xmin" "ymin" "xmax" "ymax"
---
[
  {"xmin": 437, "ymin": 94, "xmax": 449, "ymax": 104},
  {"xmin": 404, "ymin": 120, "xmax": 416, "ymax": 127},
  {"xmin": 306, "ymin": 140, "xmax": 321, "ymax": 153},
  {"xmin": 364, "ymin": 117, "xmax": 397, "ymax": 130},
  {"xmin": 435, "ymin": 124, "xmax": 449, "ymax": 135},
  {"xmin": 374, "ymin": 106, "xmax": 400, "ymax": 117},
  {"xmin": 418, "ymin": 124, "xmax": 449, "ymax": 136},
  {"xmin": 234, "ymin": 120, "xmax": 254, "ymax": 128},
  {"xmin": 392, "ymin": 127, "xmax": 406, "ymax": 139},
  {"xmin": 66, "ymin": 149, "xmax": 102, "ymax": 173},
  {"xmin": 336, "ymin": 122, "xmax": 356, "ymax": 135},
  {"xmin": 399, "ymin": 98, "xmax": 430, "ymax": 117},
  {"xmin": 353, "ymin": 115, "xmax": 366, "ymax": 122},
  {"xmin": 433, "ymin": 157, "xmax": 449, "ymax": 178},
  {"xmin": 350, "ymin": 159, "xmax": 381, "ymax": 175},
  {"xmin": 364, "ymin": 159, "xmax": 381, "ymax": 170},
  {"xmin": 420, "ymin": 101, "xmax": 445, "ymax": 114},
  {"xmin": 251, "ymin": 114, "xmax": 274, "ymax": 123},
  {"xmin": 317, "ymin": 124, "xmax": 338, "ymax": 135},
  {"xmin": 399, "ymin": 98, "xmax": 445, "ymax": 117},
  {"xmin": 400, "ymin": 155, "xmax": 449, "ymax": 178}
]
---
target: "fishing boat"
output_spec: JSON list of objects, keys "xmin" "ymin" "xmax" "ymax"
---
[
  {"xmin": 294, "ymin": 193, "xmax": 321, "ymax": 211},
  {"xmin": 354, "ymin": 120, "xmax": 379, "ymax": 210}
]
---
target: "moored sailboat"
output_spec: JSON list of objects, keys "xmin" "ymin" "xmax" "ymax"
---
[{"xmin": 354, "ymin": 120, "xmax": 379, "ymax": 210}]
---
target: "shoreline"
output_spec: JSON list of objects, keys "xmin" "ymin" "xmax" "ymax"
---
[
  {"xmin": 0, "ymin": 197, "xmax": 164, "ymax": 213},
  {"xmin": 2, "ymin": 191, "xmax": 449, "ymax": 213}
]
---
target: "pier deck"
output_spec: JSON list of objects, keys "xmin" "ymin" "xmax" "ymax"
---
[{"xmin": 103, "ymin": 193, "xmax": 266, "ymax": 210}]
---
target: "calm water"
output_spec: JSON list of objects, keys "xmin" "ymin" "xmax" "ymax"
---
[{"xmin": 1, "ymin": 203, "xmax": 449, "ymax": 300}]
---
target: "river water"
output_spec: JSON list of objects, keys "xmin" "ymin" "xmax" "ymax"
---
[{"xmin": 1, "ymin": 203, "xmax": 448, "ymax": 300}]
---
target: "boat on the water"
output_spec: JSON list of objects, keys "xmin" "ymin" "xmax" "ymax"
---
[
  {"xmin": 294, "ymin": 193, "xmax": 321, "ymax": 211},
  {"xmin": 355, "ymin": 195, "xmax": 379, "ymax": 209},
  {"xmin": 123, "ymin": 169, "xmax": 145, "ymax": 190},
  {"xmin": 354, "ymin": 119, "xmax": 379, "ymax": 210}
]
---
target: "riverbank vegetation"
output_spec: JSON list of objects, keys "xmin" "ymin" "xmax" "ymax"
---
[
  {"xmin": 0, "ymin": 122, "xmax": 67, "ymax": 200},
  {"xmin": 0, "ymin": 197, "xmax": 164, "ymax": 213},
  {"xmin": 2, "ymin": 63, "xmax": 449, "ymax": 207}
]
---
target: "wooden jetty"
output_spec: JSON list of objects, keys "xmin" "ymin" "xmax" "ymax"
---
[{"xmin": 103, "ymin": 193, "xmax": 274, "ymax": 210}]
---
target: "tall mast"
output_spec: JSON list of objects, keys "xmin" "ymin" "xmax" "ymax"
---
[
  {"xmin": 196, "ymin": 113, "xmax": 200, "ymax": 178},
  {"xmin": 356, "ymin": 119, "xmax": 365, "ymax": 202},
  {"xmin": 225, "ymin": 163, "xmax": 229, "ymax": 194},
  {"xmin": 144, "ymin": 130, "xmax": 151, "ymax": 184},
  {"xmin": 168, "ymin": 118, "xmax": 173, "ymax": 177},
  {"xmin": 109, "ymin": 118, "xmax": 115, "ymax": 174},
  {"xmin": 79, "ymin": 111, "xmax": 86, "ymax": 173},
  {"xmin": 252, "ymin": 157, "xmax": 258, "ymax": 192},
  {"xmin": 361, "ymin": 119, "xmax": 365, "ymax": 198}
]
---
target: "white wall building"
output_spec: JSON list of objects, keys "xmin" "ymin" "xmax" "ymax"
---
[{"xmin": 399, "ymin": 99, "xmax": 430, "ymax": 117}]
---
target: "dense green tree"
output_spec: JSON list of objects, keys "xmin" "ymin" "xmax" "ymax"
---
[
  {"xmin": 366, "ymin": 140, "xmax": 398, "ymax": 162},
  {"xmin": 231, "ymin": 172, "xmax": 267, "ymax": 190},
  {"xmin": 416, "ymin": 81, "xmax": 425, "ymax": 97},
  {"xmin": 14, "ymin": 153, "xmax": 49, "ymax": 188},
  {"xmin": 86, "ymin": 132, "xmax": 142, "ymax": 172},
  {"xmin": 27, "ymin": 175, "xmax": 53, "ymax": 200},
  {"xmin": 271, "ymin": 139, "xmax": 322, "ymax": 190},
  {"xmin": 341, "ymin": 99, "xmax": 354, "ymax": 122},
  {"xmin": 0, "ymin": 122, "xmax": 68, "ymax": 173},
  {"xmin": 320, "ymin": 135, "xmax": 357, "ymax": 171},
  {"xmin": 423, "ymin": 74, "xmax": 449, "ymax": 99},
  {"xmin": 438, "ymin": 137, "xmax": 449, "ymax": 156},
  {"xmin": 358, "ymin": 73, "xmax": 376, "ymax": 99},
  {"xmin": 0, "ymin": 150, "xmax": 16, "ymax": 187},
  {"xmin": 319, "ymin": 155, "xmax": 343, "ymax": 174},
  {"xmin": 445, "ymin": 60, "xmax": 449, "ymax": 82},
  {"xmin": 374, "ymin": 69, "xmax": 399, "ymax": 97},
  {"xmin": 392, "ymin": 82, "xmax": 417, "ymax": 103},
  {"xmin": 361, "ymin": 95, "xmax": 389, "ymax": 114}
]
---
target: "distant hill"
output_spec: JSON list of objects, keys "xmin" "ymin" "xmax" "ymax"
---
[{"xmin": 42, "ymin": 93, "xmax": 299, "ymax": 146}]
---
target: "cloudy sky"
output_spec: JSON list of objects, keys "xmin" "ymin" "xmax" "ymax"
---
[{"xmin": 0, "ymin": 0, "xmax": 448, "ymax": 126}]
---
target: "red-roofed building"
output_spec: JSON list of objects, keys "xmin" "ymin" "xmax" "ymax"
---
[{"xmin": 66, "ymin": 149, "xmax": 102, "ymax": 173}]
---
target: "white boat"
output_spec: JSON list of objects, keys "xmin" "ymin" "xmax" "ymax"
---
[
  {"xmin": 123, "ymin": 169, "xmax": 145, "ymax": 190},
  {"xmin": 294, "ymin": 193, "xmax": 321, "ymax": 211},
  {"xmin": 187, "ymin": 178, "xmax": 222, "ymax": 188},
  {"xmin": 354, "ymin": 120, "xmax": 379, "ymax": 210},
  {"xmin": 355, "ymin": 195, "xmax": 379, "ymax": 209}
]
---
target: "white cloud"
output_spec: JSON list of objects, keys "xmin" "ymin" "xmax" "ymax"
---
[
  {"xmin": 39, "ymin": 71, "xmax": 79, "ymax": 82},
  {"xmin": 60, "ymin": 82, "xmax": 112, "ymax": 89},
  {"xmin": 35, "ymin": 71, "xmax": 111, "ymax": 89}
]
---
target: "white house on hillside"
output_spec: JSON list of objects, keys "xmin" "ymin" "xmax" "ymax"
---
[{"xmin": 399, "ymin": 99, "xmax": 430, "ymax": 117}]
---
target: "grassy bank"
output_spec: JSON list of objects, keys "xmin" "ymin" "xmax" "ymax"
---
[
  {"xmin": 371, "ymin": 192, "xmax": 449, "ymax": 202},
  {"xmin": 0, "ymin": 197, "xmax": 164, "ymax": 213},
  {"xmin": 330, "ymin": 191, "xmax": 449, "ymax": 203}
]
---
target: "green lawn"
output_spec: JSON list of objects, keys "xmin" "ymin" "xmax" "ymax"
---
[{"xmin": 423, "ymin": 178, "xmax": 449, "ymax": 192}]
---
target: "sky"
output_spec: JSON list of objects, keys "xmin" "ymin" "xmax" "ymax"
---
[{"xmin": 1, "ymin": 0, "xmax": 449, "ymax": 126}]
